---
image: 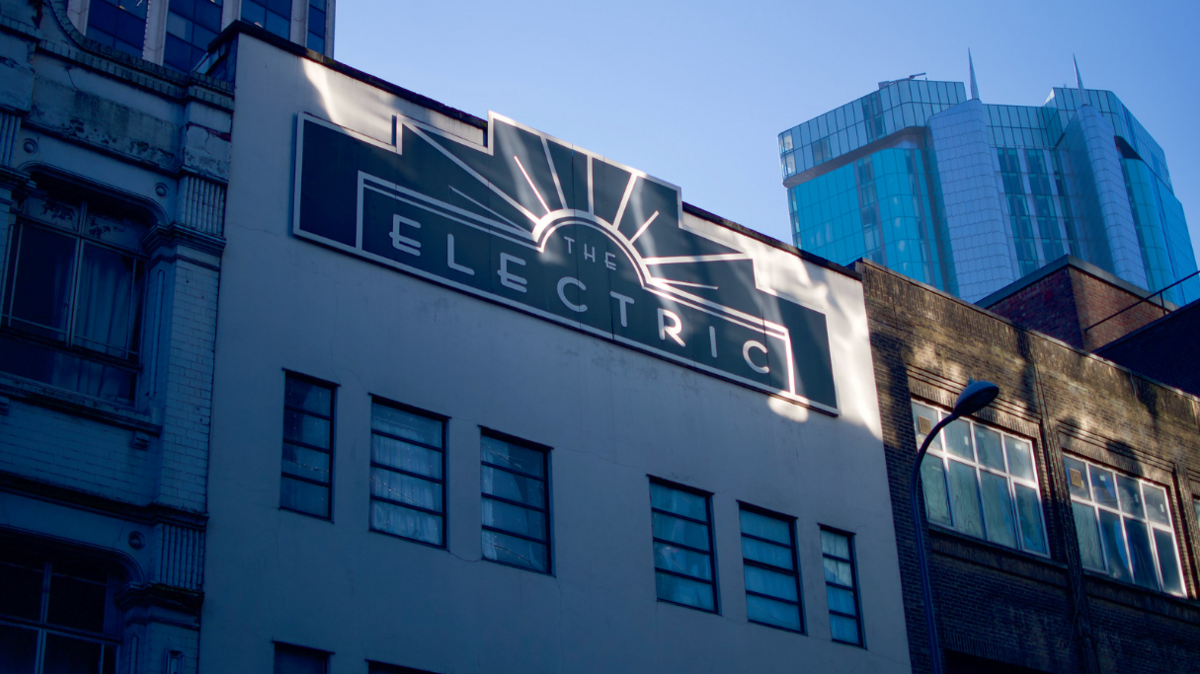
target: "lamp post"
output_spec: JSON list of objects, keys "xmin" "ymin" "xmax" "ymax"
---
[{"xmin": 910, "ymin": 380, "xmax": 1000, "ymax": 674}]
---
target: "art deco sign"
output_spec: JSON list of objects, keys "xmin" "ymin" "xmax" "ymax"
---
[{"xmin": 293, "ymin": 113, "xmax": 837, "ymax": 412}]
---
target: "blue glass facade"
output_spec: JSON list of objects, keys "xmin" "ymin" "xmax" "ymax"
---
[{"xmin": 780, "ymin": 80, "xmax": 1200, "ymax": 305}]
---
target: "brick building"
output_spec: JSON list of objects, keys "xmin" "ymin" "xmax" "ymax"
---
[{"xmin": 859, "ymin": 258, "xmax": 1200, "ymax": 673}]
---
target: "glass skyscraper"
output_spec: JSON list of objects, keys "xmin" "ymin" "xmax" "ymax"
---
[{"xmin": 778, "ymin": 68, "xmax": 1199, "ymax": 305}]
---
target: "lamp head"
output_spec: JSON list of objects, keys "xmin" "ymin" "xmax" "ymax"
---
[{"xmin": 952, "ymin": 380, "xmax": 1000, "ymax": 417}]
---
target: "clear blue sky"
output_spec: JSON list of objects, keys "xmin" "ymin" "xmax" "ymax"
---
[{"xmin": 335, "ymin": 0, "xmax": 1200, "ymax": 268}]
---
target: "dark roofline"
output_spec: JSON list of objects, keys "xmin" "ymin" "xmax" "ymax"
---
[
  {"xmin": 212, "ymin": 22, "xmax": 860, "ymax": 282},
  {"xmin": 1094, "ymin": 296, "xmax": 1200, "ymax": 356},
  {"xmin": 975, "ymin": 254, "xmax": 1175, "ymax": 311},
  {"xmin": 855, "ymin": 258, "xmax": 1200, "ymax": 404}
]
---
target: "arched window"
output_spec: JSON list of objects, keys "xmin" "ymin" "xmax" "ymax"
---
[{"xmin": 1, "ymin": 179, "xmax": 150, "ymax": 405}]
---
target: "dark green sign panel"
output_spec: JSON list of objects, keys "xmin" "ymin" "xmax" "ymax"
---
[{"xmin": 293, "ymin": 113, "xmax": 837, "ymax": 411}]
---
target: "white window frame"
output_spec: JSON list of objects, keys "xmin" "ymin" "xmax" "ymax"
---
[
  {"xmin": 1064, "ymin": 456, "xmax": 1185, "ymax": 597},
  {"xmin": 913, "ymin": 401, "xmax": 1050, "ymax": 557}
]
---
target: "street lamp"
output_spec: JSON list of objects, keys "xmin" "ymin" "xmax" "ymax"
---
[{"xmin": 910, "ymin": 380, "xmax": 1000, "ymax": 674}]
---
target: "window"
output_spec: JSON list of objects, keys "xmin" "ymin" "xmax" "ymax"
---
[
  {"xmin": 306, "ymin": 0, "xmax": 327, "ymax": 53},
  {"xmin": 242, "ymin": 0, "xmax": 291, "ymax": 40},
  {"xmin": 912, "ymin": 402, "xmax": 1049, "ymax": 555},
  {"xmin": 273, "ymin": 644, "xmax": 328, "ymax": 674},
  {"xmin": 480, "ymin": 433, "xmax": 550, "ymax": 573},
  {"xmin": 821, "ymin": 528, "xmax": 861, "ymax": 646},
  {"xmin": 649, "ymin": 480, "xmax": 716, "ymax": 612},
  {"xmin": 281, "ymin": 373, "xmax": 335, "ymax": 519},
  {"xmin": 1, "ymin": 187, "xmax": 147, "ymax": 405},
  {"xmin": 0, "ymin": 548, "xmax": 124, "ymax": 674},
  {"xmin": 165, "ymin": 0, "xmax": 223, "ymax": 72},
  {"xmin": 86, "ymin": 0, "xmax": 147, "ymax": 57},
  {"xmin": 1064, "ymin": 457, "xmax": 1184, "ymax": 595},
  {"xmin": 369, "ymin": 400, "xmax": 446, "ymax": 547},
  {"xmin": 740, "ymin": 505, "xmax": 802, "ymax": 632}
]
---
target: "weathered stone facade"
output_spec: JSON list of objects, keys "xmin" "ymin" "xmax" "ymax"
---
[
  {"xmin": 0, "ymin": 1, "xmax": 230, "ymax": 672},
  {"xmin": 860, "ymin": 259, "xmax": 1200, "ymax": 674}
]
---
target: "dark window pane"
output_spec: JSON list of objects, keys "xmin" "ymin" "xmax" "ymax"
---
[
  {"xmin": 1098, "ymin": 509, "xmax": 1131, "ymax": 582},
  {"xmin": 653, "ymin": 542, "xmax": 712, "ymax": 581},
  {"xmin": 0, "ymin": 624, "xmax": 37, "ymax": 674},
  {"xmin": 306, "ymin": 33, "xmax": 324, "ymax": 53},
  {"xmin": 740, "ymin": 537, "xmax": 792, "ymax": 570},
  {"xmin": 43, "ymin": 634, "xmax": 103, "ymax": 674},
  {"xmin": 285, "ymin": 378, "xmax": 331, "ymax": 415},
  {"xmin": 652, "ymin": 512, "xmax": 709, "ymax": 551},
  {"xmin": 746, "ymin": 594, "xmax": 801, "ymax": 631},
  {"xmin": 114, "ymin": 12, "xmax": 146, "ymax": 51},
  {"xmin": 88, "ymin": 1, "xmax": 118, "ymax": 33},
  {"xmin": 282, "ymin": 443, "xmax": 330, "ymax": 484},
  {"xmin": 649, "ymin": 483, "xmax": 706, "ymax": 520},
  {"xmin": 830, "ymin": 615, "xmax": 861, "ymax": 645},
  {"xmin": 0, "ymin": 563, "xmax": 43, "ymax": 620},
  {"xmin": 744, "ymin": 566, "xmax": 798, "ymax": 602},
  {"xmin": 241, "ymin": 1, "xmax": 266, "ymax": 26},
  {"xmin": 1154, "ymin": 529, "xmax": 1183, "ymax": 595},
  {"xmin": 0, "ymin": 336, "xmax": 136, "ymax": 404},
  {"xmin": 372, "ymin": 404, "xmax": 441, "ymax": 447},
  {"xmin": 283, "ymin": 410, "xmax": 330, "ymax": 448},
  {"xmin": 308, "ymin": 7, "xmax": 325, "ymax": 37},
  {"xmin": 738, "ymin": 510, "xmax": 790, "ymax": 544},
  {"xmin": 195, "ymin": 0, "xmax": 223, "ymax": 30},
  {"xmin": 480, "ymin": 436, "xmax": 543, "ymax": 477},
  {"xmin": 265, "ymin": 10, "xmax": 289, "ymax": 38},
  {"xmin": 193, "ymin": 24, "xmax": 217, "ymax": 50},
  {"xmin": 47, "ymin": 576, "xmax": 107, "ymax": 632},
  {"xmin": 979, "ymin": 471, "xmax": 1017, "ymax": 548},
  {"xmin": 73, "ymin": 245, "xmax": 139, "ymax": 357},
  {"xmin": 1072, "ymin": 502, "xmax": 1105, "ymax": 570},
  {"xmin": 370, "ymin": 501, "xmax": 442, "ymax": 546},
  {"xmin": 171, "ymin": 0, "xmax": 195, "ymax": 20},
  {"xmin": 281, "ymin": 476, "xmax": 329, "ymax": 518},
  {"xmin": 480, "ymin": 465, "xmax": 545, "ymax": 508},
  {"xmin": 482, "ymin": 499, "xmax": 546, "ymax": 541},
  {"xmin": 481, "ymin": 530, "xmax": 547, "ymax": 572},
  {"xmin": 267, "ymin": 0, "xmax": 291, "ymax": 16},
  {"xmin": 372, "ymin": 435, "xmax": 441, "ymax": 479},
  {"xmin": 6, "ymin": 225, "xmax": 76, "ymax": 339},
  {"xmin": 920, "ymin": 454, "xmax": 952, "ymax": 526},
  {"xmin": 1123, "ymin": 518, "xmax": 1157, "ymax": 589},
  {"xmin": 1014, "ymin": 484, "xmax": 1047, "ymax": 554},
  {"xmin": 947, "ymin": 460, "xmax": 984, "ymax": 538},
  {"xmin": 654, "ymin": 572, "xmax": 713, "ymax": 611},
  {"xmin": 371, "ymin": 468, "xmax": 440, "ymax": 511},
  {"xmin": 164, "ymin": 34, "xmax": 195, "ymax": 71}
]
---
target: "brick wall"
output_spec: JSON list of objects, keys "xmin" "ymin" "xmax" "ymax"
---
[{"xmin": 859, "ymin": 260, "xmax": 1200, "ymax": 674}]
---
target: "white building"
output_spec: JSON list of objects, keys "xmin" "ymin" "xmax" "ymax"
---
[{"xmin": 200, "ymin": 26, "xmax": 913, "ymax": 674}]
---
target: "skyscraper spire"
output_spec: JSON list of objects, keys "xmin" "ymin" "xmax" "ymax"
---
[
  {"xmin": 1074, "ymin": 54, "xmax": 1087, "ymax": 104},
  {"xmin": 969, "ymin": 49, "xmax": 979, "ymax": 100}
]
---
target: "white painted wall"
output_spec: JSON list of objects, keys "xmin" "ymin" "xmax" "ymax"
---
[{"xmin": 202, "ymin": 34, "xmax": 909, "ymax": 674}]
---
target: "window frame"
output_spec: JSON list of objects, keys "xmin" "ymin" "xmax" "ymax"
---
[
  {"xmin": 648, "ymin": 477, "xmax": 718, "ymax": 614},
  {"xmin": 1063, "ymin": 455, "xmax": 1185, "ymax": 597},
  {"xmin": 479, "ymin": 428, "xmax": 552, "ymax": 575},
  {"xmin": 368, "ymin": 396, "xmax": 448, "ymax": 549},
  {"xmin": 738, "ymin": 502, "xmax": 804, "ymax": 633},
  {"xmin": 820, "ymin": 526, "xmax": 863, "ymax": 647},
  {"xmin": 280, "ymin": 371, "xmax": 337, "ymax": 520},
  {"xmin": 1, "ymin": 188, "xmax": 149, "ymax": 406},
  {"xmin": 912, "ymin": 401, "xmax": 1050, "ymax": 557},
  {"xmin": 0, "ymin": 546, "xmax": 126, "ymax": 674}
]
